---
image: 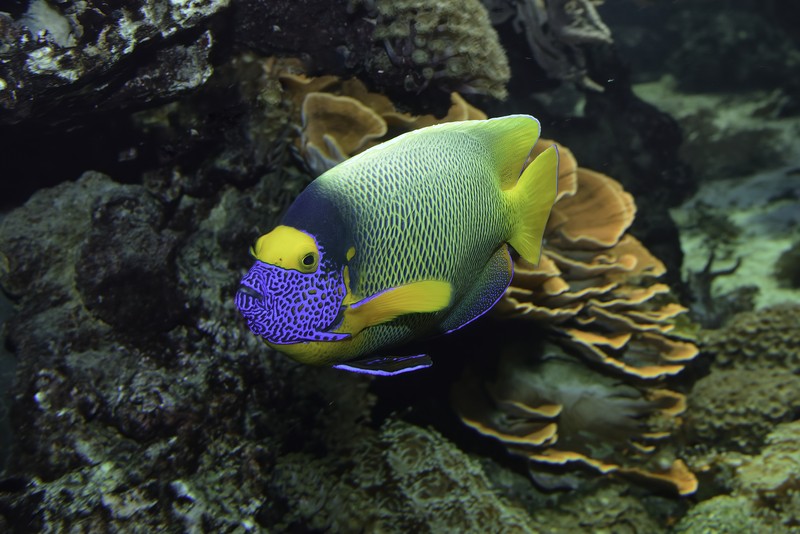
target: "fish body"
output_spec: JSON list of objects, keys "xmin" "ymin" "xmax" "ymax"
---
[{"xmin": 236, "ymin": 115, "xmax": 558, "ymax": 375}]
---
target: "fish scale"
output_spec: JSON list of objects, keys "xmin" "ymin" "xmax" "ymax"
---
[
  {"xmin": 237, "ymin": 115, "xmax": 558, "ymax": 373},
  {"xmin": 306, "ymin": 127, "xmax": 515, "ymax": 355},
  {"xmin": 330, "ymin": 137, "xmax": 510, "ymax": 299}
]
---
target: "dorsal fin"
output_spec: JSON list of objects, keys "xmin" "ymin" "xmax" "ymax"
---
[{"xmin": 420, "ymin": 115, "xmax": 541, "ymax": 189}]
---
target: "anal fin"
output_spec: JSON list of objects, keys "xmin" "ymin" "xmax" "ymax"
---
[{"xmin": 440, "ymin": 245, "xmax": 514, "ymax": 334}]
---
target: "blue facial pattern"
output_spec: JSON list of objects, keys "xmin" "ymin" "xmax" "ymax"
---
[{"xmin": 236, "ymin": 260, "xmax": 347, "ymax": 344}]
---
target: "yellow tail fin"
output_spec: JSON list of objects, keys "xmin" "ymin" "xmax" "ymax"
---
[{"xmin": 508, "ymin": 145, "xmax": 559, "ymax": 265}]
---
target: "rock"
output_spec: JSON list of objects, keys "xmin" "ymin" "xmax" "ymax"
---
[
  {"xmin": 0, "ymin": 0, "xmax": 228, "ymax": 125},
  {"xmin": 75, "ymin": 185, "xmax": 183, "ymax": 334}
]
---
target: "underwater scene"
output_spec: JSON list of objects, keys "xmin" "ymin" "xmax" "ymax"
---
[{"xmin": 0, "ymin": 0, "xmax": 799, "ymax": 531}]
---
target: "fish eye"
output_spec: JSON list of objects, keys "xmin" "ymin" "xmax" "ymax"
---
[{"xmin": 301, "ymin": 252, "xmax": 317, "ymax": 270}]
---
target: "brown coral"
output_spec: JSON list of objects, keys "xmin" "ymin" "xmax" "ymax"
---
[
  {"xmin": 281, "ymin": 73, "xmax": 488, "ymax": 175},
  {"xmin": 453, "ymin": 343, "xmax": 697, "ymax": 495},
  {"xmin": 453, "ymin": 139, "xmax": 698, "ymax": 495},
  {"xmin": 300, "ymin": 93, "xmax": 388, "ymax": 176},
  {"xmin": 494, "ymin": 140, "xmax": 697, "ymax": 380}
]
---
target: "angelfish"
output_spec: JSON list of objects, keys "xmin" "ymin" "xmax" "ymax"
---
[{"xmin": 236, "ymin": 115, "xmax": 558, "ymax": 375}]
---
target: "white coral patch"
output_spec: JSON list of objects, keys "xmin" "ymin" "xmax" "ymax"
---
[
  {"xmin": 25, "ymin": 46, "xmax": 80, "ymax": 81},
  {"xmin": 20, "ymin": 0, "xmax": 76, "ymax": 47},
  {"xmin": 169, "ymin": 0, "xmax": 231, "ymax": 28}
]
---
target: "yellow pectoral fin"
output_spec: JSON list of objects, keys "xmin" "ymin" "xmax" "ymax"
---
[{"xmin": 344, "ymin": 280, "xmax": 452, "ymax": 337}]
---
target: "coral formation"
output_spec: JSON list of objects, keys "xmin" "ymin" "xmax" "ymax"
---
[
  {"xmin": 686, "ymin": 367, "xmax": 800, "ymax": 454},
  {"xmin": 736, "ymin": 420, "xmax": 800, "ymax": 520},
  {"xmin": 684, "ymin": 304, "xmax": 800, "ymax": 453},
  {"xmin": 673, "ymin": 495, "xmax": 765, "ymax": 534},
  {"xmin": 275, "ymin": 75, "xmax": 698, "ymax": 494},
  {"xmin": 700, "ymin": 304, "xmax": 800, "ymax": 371},
  {"xmin": 453, "ymin": 341, "xmax": 696, "ymax": 495},
  {"xmin": 231, "ymin": 0, "xmax": 510, "ymax": 109},
  {"xmin": 531, "ymin": 483, "xmax": 667, "ymax": 533},
  {"xmin": 447, "ymin": 139, "xmax": 697, "ymax": 494},
  {"xmin": 495, "ymin": 141, "xmax": 697, "ymax": 380},
  {"xmin": 677, "ymin": 420, "xmax": 800, "ymax": 532},
  {"xmin": 300, "ymin": 92, "xmax": 387, "ymax": 174},
  {"xmin": 381, "ymin": 421, "xmax": 536, "ymax": 531},
  {"xmin": 355, "ymin": 0, "xmax": 510, "ymax": 99},
  {"xmin": 487, "ymin": 0, "xmax": 612, "ymax": 90},
  {"xmin": 280, "ymin": 71, "xmax": 487, "ymax": 175},
  {"xmin": 221, "ymin": 420, "xmax": 539, "ymax": 532}
]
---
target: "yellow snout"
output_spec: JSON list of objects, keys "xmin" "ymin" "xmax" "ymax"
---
[{"xmin": 252, "ymin": 225, "xmax": 320, "ymax": 273}]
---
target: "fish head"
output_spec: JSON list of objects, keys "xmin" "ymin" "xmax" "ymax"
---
[{"xmin": 235, "ymin": 225, "xmax": 346, "ymax": 344}]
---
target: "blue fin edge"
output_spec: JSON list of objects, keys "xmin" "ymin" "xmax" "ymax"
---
[{"xmin": 333, "ymin": 354, "xmax": 433, "ymax": 376}]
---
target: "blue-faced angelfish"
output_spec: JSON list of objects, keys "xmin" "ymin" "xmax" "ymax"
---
[{"xmin": 235, "ymin": 115, "xmax": 558, "ymax": 375}]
